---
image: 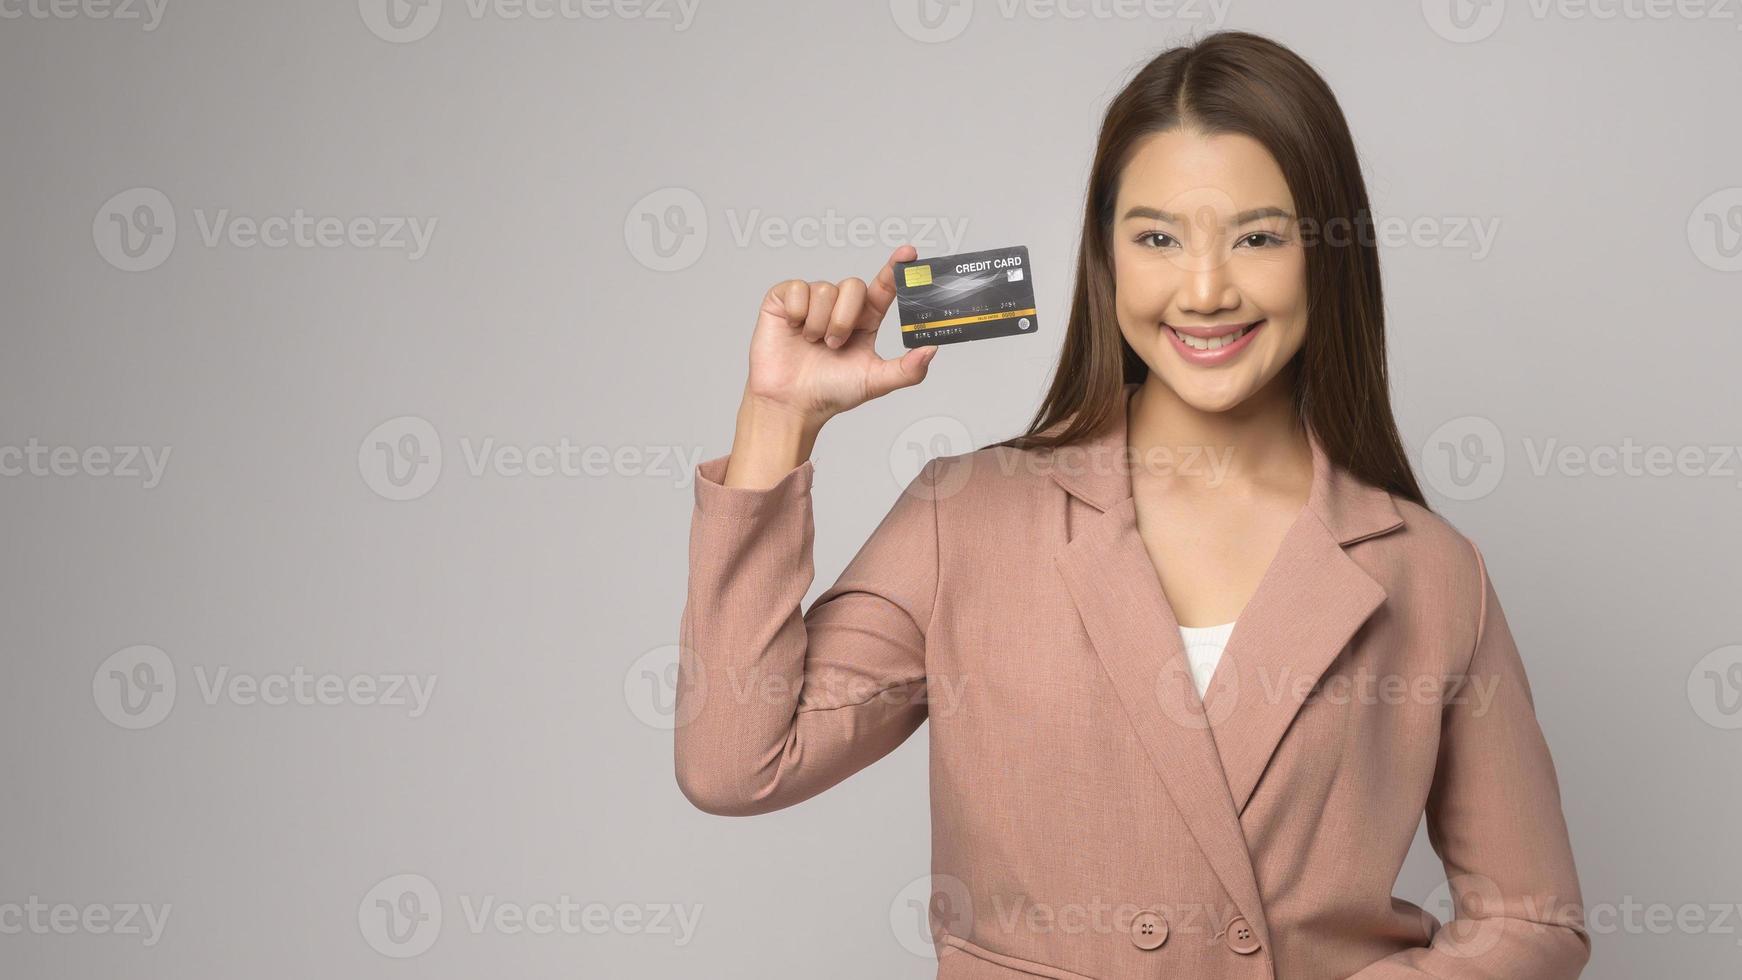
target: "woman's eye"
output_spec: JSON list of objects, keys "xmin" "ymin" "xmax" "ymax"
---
[
  {"xmin": 1136, "ymin": 231, "xmax": 1177, "ymax": 249},
  {"xmin": 1236, "ymin": 231, "xmax": 1284, "ymax": 248}
]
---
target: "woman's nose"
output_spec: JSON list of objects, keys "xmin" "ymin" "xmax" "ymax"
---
[{"xmin": 1176, "ymin": 256, "xmax": 1239, "ymax": 314}]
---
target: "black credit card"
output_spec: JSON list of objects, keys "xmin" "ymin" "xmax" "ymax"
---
[{"xmin": 893, "ymin": 245, "xmax": 1038, "ymax": 348}]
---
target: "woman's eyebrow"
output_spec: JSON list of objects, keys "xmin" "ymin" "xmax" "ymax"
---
[{"xmin": 1120, "ymin": 205, "xmax": 1295, "ymax": 224}]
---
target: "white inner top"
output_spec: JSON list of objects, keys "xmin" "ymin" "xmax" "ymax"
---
[{"xmin": 1178, "ymin": 621, "xmax": 1236, "ymax": 701}]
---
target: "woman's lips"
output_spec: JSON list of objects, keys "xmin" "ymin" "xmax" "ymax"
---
[{"xmin": 1164, "ymin": 319, "xmax": 1265, "ymax": 365}]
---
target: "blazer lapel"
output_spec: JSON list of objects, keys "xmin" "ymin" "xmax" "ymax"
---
[
  {"xmin": 1207, "ymin": 417, "xmax": 1408, "ymax": 815},
  {"xmin": 1202, "ymin": 482, "xmax": 1389, "ymax": 816},
  {"xmin": 1045, "ymin": 381, "xmax": 1405, "ymax": 939},
  {"xmin": 1054, "ymin": 495, "xmax": 1268, "ymax": 935}
]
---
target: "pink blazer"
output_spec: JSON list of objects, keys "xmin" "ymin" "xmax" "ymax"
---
[{"xmin": 675, "ymin": 382, "xmax": 1590, "ymax": 980}]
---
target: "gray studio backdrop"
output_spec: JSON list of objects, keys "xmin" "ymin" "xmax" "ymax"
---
[{"xmin": 3, "ymin": 1, "xmax": 1739, "ymax": 978}]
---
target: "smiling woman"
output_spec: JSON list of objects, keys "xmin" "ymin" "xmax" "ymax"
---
[
  {"xmin": 676, "ymin": 29, "xmax": 1591, "ymax": 980},
  {"xmin": 999, "ymin": 37, "xmax": 1417, "ymax": 503}
]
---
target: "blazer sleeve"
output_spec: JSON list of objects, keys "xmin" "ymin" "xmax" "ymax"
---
[
  {"xmin": 1348, "ymin": 539, "xmax": 1592, "ymax": 978},
  {"xmin": 672, "ymin": 452, "xmax": 940, "ymax": 816}
]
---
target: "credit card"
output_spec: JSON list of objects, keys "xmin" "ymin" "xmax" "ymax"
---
[{"xmin": 893, "ymin": 245, "xmax": 1038, "ymax": 348}]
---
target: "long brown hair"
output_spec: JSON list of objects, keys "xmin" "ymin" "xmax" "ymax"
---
[{"xmin": 995, "ymin": 30, "xmax": 1427, "ymax": 509}]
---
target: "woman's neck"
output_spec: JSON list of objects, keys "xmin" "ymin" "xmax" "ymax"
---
[{"xmin": 1125, "ymin": 372, "xmax": 1311, "ymax": 496}]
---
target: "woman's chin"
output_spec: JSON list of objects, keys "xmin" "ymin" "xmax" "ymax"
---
[{"xmin": 1149, "ymin": 369, "xmax": 1256, "ymax": 414}]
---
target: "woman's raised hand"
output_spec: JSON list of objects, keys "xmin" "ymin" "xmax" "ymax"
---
[
  {"xmin": 741, "ymin": 244, "xmax": 939, "ymax": 429},
  {"xmin": 722, "ymin": 246, "xmax": 939, "ymax": 488}
]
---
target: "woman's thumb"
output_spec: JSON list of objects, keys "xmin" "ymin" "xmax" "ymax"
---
[{"xmin": 866, "ymin": 345, "xmax": 938, "ymax": 400}]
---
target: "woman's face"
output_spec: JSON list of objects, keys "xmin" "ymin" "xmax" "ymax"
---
[{"xmin": 1111, "ymin": 128, "xmax": 1308, "ymax": 413}]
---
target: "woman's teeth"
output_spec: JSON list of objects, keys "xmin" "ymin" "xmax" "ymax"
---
[{"xmin": 1170, "ymin": 323, "xmax": 1254, "ymax": 350}]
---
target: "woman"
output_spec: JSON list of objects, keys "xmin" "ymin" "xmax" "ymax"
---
[{"xmin": 674, "ymin": 30, "xmax": 1590, "ymax": 980}]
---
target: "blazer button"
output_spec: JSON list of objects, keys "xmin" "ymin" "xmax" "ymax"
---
[
  {"xmin": 1224, "ymin": 915, "xmax": 1261, "ymax": 954},
  {"xmin": 1130, "ymin": 909, "xmax": 1168, "ymax": 950}
]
